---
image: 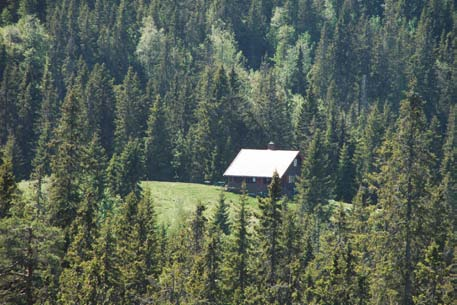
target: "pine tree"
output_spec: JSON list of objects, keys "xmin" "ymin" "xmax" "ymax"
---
[
  {"xmin": 0, "ymin": 62, "xmax": 20, "ymax": 146},
  {"xmin": 414, "ymin": 241, "xmax": 451, "ymax": 305},
  {"xmin": 32, "ymin": 56, "xmax": 59, "ymax": 182},
  {"xmin": 117, "ymin": 191, "xmax": 161, "ymax": 303},
  {"xmin": 15, "ymin": 63, "xmax": 36, "ymax": 179}
]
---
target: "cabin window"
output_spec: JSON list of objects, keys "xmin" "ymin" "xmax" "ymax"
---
[
  {"xmin": 288, "ymin": 175, "xmax": 295, "ymax": 183},
  {"xmin": 264, "ymin": 178, "xmax": 271, "ymax": 184},
  {"xmin": 293, "ymin": 159, "xmax": 298, "ymax": 167},
  {"xmin": 246, "ymin": 177, "xmax": 256, "ymax": 183}
]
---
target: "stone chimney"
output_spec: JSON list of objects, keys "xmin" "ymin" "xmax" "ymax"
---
[{"xmin": 267, "ymin": 141, "xmax": 276, "ymax": 150}]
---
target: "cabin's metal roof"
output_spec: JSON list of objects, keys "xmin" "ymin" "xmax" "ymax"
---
[{"xmin": 223, "ymin": 149, "xmax": 300, "ymax": 178}]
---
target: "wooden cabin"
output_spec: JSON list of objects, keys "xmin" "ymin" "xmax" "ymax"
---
[{"xmin": 223, "ymin": 142, "xmax": 301, "ymax": 196}]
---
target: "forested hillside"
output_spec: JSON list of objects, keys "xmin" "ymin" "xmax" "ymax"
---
[{"xmin": 1, "ymin": 0, "xmax": 457, "ymax": 304}]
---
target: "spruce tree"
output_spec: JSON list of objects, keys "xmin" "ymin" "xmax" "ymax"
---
[
  {"xmin": 114, "ymin": 67, "xmax": 147, "ymax": 149},
  {"xmin": 0, "ymin": 137, "xmax": 18, "ymax": 219},
  {"xmin": 296, "ymin": 128, "xmax": 331, "ymax": 213},
  {"xmin": 214, "ymin": 192, "xmax": 230, "ymax": 235},
  {"xmin": 336, "ymin": 142, "xmax": 356, "ymax": 202},
  {"xmin": 0, "ymin": 212, "xmax": 63, "ymax": 305},
  {"xmin": 441, "ymin": 105, "xmax": 457, "ymax": 230},
  {"xmin": 85, "ymin": 63, "xmax": 116, "ymax": 154},
  {"xmin": 228, "ymin": 183, "xmax": 250, "ymax": 304},
  {"xmin": 48, "ymin": 88, "xmax": 84, "ymax": 230},
  {"xmin": 117, "ymin": 138, "xmax": 144, "ymax": 197},
  {"xmin": 144, "ymin": 94, "xmax": 170, "ymax": 180},
  {"xmin": 373, "ymin": 91, "xmax": 433, "ymax": 305},
  {"xmin": 256, "ymin": 171, "xmax": 283, "ymax": 302}
]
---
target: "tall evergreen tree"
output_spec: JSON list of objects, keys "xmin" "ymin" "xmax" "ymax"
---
[
  {"xmin": 114, "ymin": 67, "xmax": 146, "ymax": 149},
  {"xmin": 372, "ymin": 91, "xmax": 433, "ymax": 305},
  {"xmin": 256, "ymin": 171, "xmax": 283, "ymax": 302},
  {"xmin": 48, "ymin": 88, "xmax": 84, "ymax": 230},
  {"xmin": 144, "ymin": 94, "xmax": 170, "ymax": 180},
  {"xmin": 227, "ymin": 183, "xmax": 251, "ymax": 304},
  {"xmin": 0, "ymin": 137, "xmax": 18, "ymax": 219},
  {"xmin": 296, "ymin": 128, "xmax": 331, "ymax": 213}
]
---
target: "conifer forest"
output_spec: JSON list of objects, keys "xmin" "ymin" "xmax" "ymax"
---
[{"xmin": 1, "ymin": 0, "xmax": 457, "ymax": 304}]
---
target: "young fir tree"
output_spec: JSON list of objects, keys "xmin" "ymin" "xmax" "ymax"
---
[
  {"xmin": 117, "ymin": 138, "xmax": 144, "ymax": 197},
  {"xmin": 214, "ymin": 192, "xmax": 230, "ymax": 235}
]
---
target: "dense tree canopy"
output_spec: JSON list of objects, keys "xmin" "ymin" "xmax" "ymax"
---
[{"xmin": 1, "ymin": 0, "xmax": 457, "ymax": 304}]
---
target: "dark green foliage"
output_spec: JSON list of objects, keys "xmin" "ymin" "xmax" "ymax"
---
[
  {"xmin": 227, "ymin": 184, "xmax": 250, "ymax": 304},
  {"xmin": 85, "ymin": 64, "xmax": 116, "ymax": 154},
  {"xmin": 214, "ymin": 192, "xmax": 230, "ymax": 235},
  {"xmin": 114, "ymin": 67, "xmax": 147, "ymax": 149},
  {"xmin": 117, "ymin": 139, "xmax": 144, "ymax": 197},
  {"xmin": 191, "ymin": 203, "xmax": 207, "ymax": 254},
  {"xmin": 1, "ymin": 1, "xmax": 456, "ymax": 304},
  {"xmin": 256, "ymin": 171, "xmax": 283, "ymax": 301},
  {"xmin": 144, "ymin": 95, "xmax": 171, "ymax": 180},
  {"xmin": 336, "ymin": 142, "xmax": 356, "ymax": 202},
  {"xmin": 372, "ymin": 91, "xmax": 434, "ymax": 305},
  {"xmin": 0, "ymin": 214, "xmax": 63, "ymax": 305},
  {"xmin": 296, "ymin": 128, "xmax": 332, "ymax": 213},
  {"xmin": 48, "ymin": 88, "xmax": 85, "ymax": 229},
  {"xmin": 0, "ymin": 138, "xmax": 18, "ymax": 219}
]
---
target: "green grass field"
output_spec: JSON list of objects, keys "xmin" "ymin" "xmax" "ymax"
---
[
  {"xmin": 18, "ymin": 180, "xmax": 350, "ymax": 231},
  {"xmin": 141, "ymin": 181, "xmax": 259, "ymax": 230}
]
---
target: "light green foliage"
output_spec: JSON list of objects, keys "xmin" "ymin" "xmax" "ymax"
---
[
  {"xmin": 0, "ymin": 15, "xmax": 49, "ymax": 68},
  {"xmin": 136, "ymin": 16, "xmax": 166, "ymax": 78},
  {"xmin": 209, "ymin": 25, "xmax": 244, "ymax": 68}
]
